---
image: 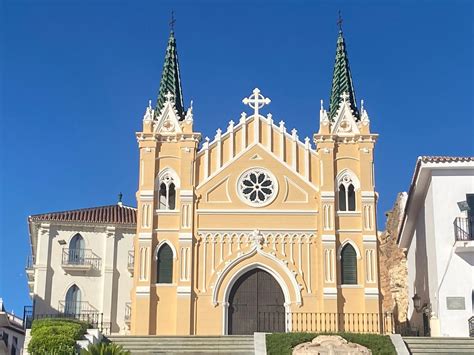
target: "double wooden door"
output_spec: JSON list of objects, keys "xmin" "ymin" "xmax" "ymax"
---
[{"xmin": 228, "ymin": 269, "xmax": 285, "ymax": 334}]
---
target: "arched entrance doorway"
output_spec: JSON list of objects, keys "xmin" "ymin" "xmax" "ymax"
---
[{"xmin": 228, "ymin": 268, "xmax": 285, "ymax": 334}]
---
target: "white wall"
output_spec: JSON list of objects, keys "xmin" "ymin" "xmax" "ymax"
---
[
  {"xmin": 32, "ymin": 222, "xmax": 134, "ymax": 334},
  {"xmin": 405, "ymin": 167, "xmax": 474, "ymax": 337}
]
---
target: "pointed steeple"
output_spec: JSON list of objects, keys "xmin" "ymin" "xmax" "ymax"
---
[
  {"xmin": 156, "ymin": 29, "xmax": 185, "ymax": 119},
  {"xmin": 328, "ymin": 21, "xmax": 358, "ymax": 120}
]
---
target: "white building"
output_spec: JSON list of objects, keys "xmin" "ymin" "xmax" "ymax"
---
[
  {"xmin": 0, "ymin": 298, "xmax": 24, "ymax": 355},
  {"xmin": 398, "ymin": 156, "xmax": 474, "ymax": 337},
  {"xmin": 26, "ymin": 202, "xmax": 136, "ymax": 334}
]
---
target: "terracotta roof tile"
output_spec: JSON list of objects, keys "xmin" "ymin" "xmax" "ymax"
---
[
  {"xmin": 420, "ymin": 156, "xmax": 474, "ymax": 163},
  {"xmin": 29, "ymin": 204, "xmax": 137, "ymax": 225}
]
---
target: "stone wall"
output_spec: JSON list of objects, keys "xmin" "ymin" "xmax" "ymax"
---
[{"xmin": 378, "ymin": 192, "xmax": 408, "ymax": 328}]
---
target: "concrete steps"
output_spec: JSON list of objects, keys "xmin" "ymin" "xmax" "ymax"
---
[
  {"xmin": 403, "ymin": 337, "xmax": 474, "ymax": 354},
  {"xmin": 107, "ymin": 335, "xmax": 255, "ymax": 355}
]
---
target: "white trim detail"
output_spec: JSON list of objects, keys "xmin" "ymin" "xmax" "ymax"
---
[
  {"xmin": 323, "ymin": 287, "xmax": 337, "ymax": 299},
  {"xmin": 177, "ymin": 286, "xmax": 191, "ymax": 296},
  {"xmin": 139, "ymin": 232, "xmax": 152, "ymax": 240},
  {"xmin": 135, "ymin": 286, "xmax": 150, "ymax": 296},
  {"xmin": 179, "ymin": 233, "xmax": 193, "ymax": 242},
  {"xmin": 155, "ymin": 240, "xmax": 178, "ymax": 260},
  {"xmin": 337, "ymin": 239, "xmax": 362, "ymax": 260},
  {"xmin": 364, "ymin": 287, "xmax": 379, "ymax": 298},
  {"xmin": 197, "ymin": 209, "xmax": 318, "ymax": 215},
  {"xmin": 363, "ymin": 235, "xmax": 377, "ymax": 243},
  {"xmin": 221, "ymin": 262, "xmax": 292, "ymax": 334},
  {"xmin": 211, "ymin": 244, "xmax": 302, "ymax": 307}
]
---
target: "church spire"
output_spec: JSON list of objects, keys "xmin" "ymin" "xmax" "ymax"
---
[
  {"xmin": 156, "ymin": 20, "xmax": 185, "ymax": 119},
  {"xmin": 328, "ymin": 15, "xmax": 358, "ymax": 120}
]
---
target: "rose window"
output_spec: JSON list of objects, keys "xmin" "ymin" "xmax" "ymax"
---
[{"xmin": 237, "ymin": 168, "xmax": 277, "ymax": 207}]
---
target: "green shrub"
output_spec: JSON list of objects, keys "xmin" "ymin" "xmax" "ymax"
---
[
  {"xmin": 28, "ymin": 318, "xmax": 89, "ymax": 354},
  {"xmin": 266, "ymin": 332, "xmax": 396, "ymax": 355},
  {"xmin": 80, "ymin": 343, "xmax": 131, "ymax": 355}
]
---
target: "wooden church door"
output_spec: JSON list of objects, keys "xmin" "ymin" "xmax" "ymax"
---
[{"xmin": 228, "ymin": 268, "xmax": 285, "ymax": 334}]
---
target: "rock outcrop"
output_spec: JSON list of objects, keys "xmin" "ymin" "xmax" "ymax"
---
[{"xmin": 292, "ymin": 335, "xmax": 371, "ymax": 354}]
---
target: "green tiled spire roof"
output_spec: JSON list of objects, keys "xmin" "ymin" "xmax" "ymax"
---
[
  {"xmin": 156, "ymin": 30, "xmax": 184, "ymax": 119},
  {"xmin": 328, "ymin": 30, "xmax": 358, "ymax": 120}
]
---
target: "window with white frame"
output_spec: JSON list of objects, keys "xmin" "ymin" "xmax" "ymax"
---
[
  {"xmin": 337, "ymin": 174, "xmax": 356, "ymax": 211},
  {"xmin": 158, "ymin": 174, "xmax": 176, "ymax": 210}
]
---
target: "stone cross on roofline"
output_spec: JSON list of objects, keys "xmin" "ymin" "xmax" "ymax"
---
[{"xmin": 242, "ymin": 88, "xmax": 271, "ymax": 117}]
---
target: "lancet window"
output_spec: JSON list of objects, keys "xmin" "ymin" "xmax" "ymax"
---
[
  {"xmin": 156, "ymin": 244, "xmax": 173, "ymax": 284},
  {"xmin": 158, "ymin": 173, "xmax": 176, "ymax": 210},
  {"xmin": 341, "ymin": 244, "xmax": 357, "ymax": 285},
  {"xmin": 337, "ymin": 173, "xmax": 357, "ymax": 211}
]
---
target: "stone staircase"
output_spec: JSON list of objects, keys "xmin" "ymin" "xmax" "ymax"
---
[
  {"xmin": 403, "ymin": 337, "xmax": 474, "ymax": 354},
  {"xmin": 107, "ymin": 335, "xmax": 255, "ymax": 354}
]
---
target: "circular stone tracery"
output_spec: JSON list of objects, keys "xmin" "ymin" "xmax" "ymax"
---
[{"xmin": 237, "ymin": 168, "xmax": 277, "ymax": 207}]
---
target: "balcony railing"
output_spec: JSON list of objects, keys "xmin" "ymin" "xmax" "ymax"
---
[
  {"xmin": 61, "ymin": 248, "xmax": 101, "ymax": 271},
  {"xmin": 124, "ymin": 302, "xmax": 131, "ymax": 324},
  {"xmin": 127, "ymin": 250, "xmax": 134, "ymax": 275},
  {"xmin": 285, "ymin": 312, "xmax": 393, "ymax": 334},
  {"xmin": 58, "ymin": 300, "xmax": 98, "ymax": 314},
  {"xmin": 23, "ymin": 305, "xmax": 110, "ymax": 335},
  {"xmin": 454, "ymin": 217, "xmax": 473, "ymax": 241}
]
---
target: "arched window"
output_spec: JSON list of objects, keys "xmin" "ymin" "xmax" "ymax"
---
[
  {"xmin": 341, "ymin": 244, "xmax": 357, "ymax": 285},
  {"xmin": 65, "ymin": 284, "xmax": 81, "ymax": 315},
  {"xmin": 337, "ymin": 172, "xmax": 357, "ymax": 212},
  {"xmin": 338, "ymin": 184, "xmax": 347, "ymax": 211},
  {"xmin": 158, "ymin": 175, "xmax": 177, "ymax": 210},
  {"xmin": 69, "ymin": 234, "xmax": 85, "ymax": 264},
  {"xmin": 157, "ymin": 244, "xmax": 173, "ymax": 284}
]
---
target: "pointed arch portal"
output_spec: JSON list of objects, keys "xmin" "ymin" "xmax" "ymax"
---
[{"xmin": 227, "ymin": 268, "xmax": 285, "ymax": 335}]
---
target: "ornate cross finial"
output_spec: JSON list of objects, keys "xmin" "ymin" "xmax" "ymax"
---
[
  {"xmin": 242, "ymin": 88, "xmax": 271, "ymax": 117},
  {"xmin": 165, "ymin": 91, "xmax": 174, "ymax": 102},
  {"xmin": 340, "ymin": 92, "xmax": 350, "ymax": 102},
  {"xmin": 169, "ymin": 11, "xmax": 176, "ymax": 32},
  {"xmin": 118, "ymin": 192, "xmax": 123, "ymax": 203},
  {"xmin": 337, "ymin": 10, "xmax": 343, "ymax": 32}
]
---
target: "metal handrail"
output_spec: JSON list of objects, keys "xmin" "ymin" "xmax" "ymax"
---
[
  {"xmin": 61, "ymin": 248, "xmax": 101, "ymax": 268},
  {"xmin": 124, "ymin": 302, "xmax": 131, "ymax": 321},
  {"xmin": 58, "ymin": 300, "xmax": 98, "ymax": 314},
  {"xmin": 454, "ymin": 217, "xmax": 473, "ymax": 241},
  {"xmin": 127, "ymin": 250, "xmax": 134, "ymax": 269},
  {"xmin": 26, "ymin": 255, "xmax": 34, "ymax": 269}
]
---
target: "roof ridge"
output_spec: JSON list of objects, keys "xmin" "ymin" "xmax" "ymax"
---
[{"xmin": 29, "ymin": 203, "xmax": 137, "ymax": 218}]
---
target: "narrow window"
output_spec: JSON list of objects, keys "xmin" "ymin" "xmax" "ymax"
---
[
  {"xmin": 159, "ymin": 183, "xmax": 167, "ymax": 210},
  {"xmin": 157, "ymin": 244, "xmax": 173, "ymax": 284},
  {"xmin": 69, "ymin": 234, "xmax": 85, "ymax": 264},
  {"xmin": 341, "ymin": 244, "xmax": 357, "ymax": 285},
  {"xmin": 338, "ymin": 184, "xmax": 347, "ymax": 211},
  {"xmin": 65, "ymin": 284, "xmax": 81, "ymax": 315},
  {"xmin": 168, "ymin": 183, "xmax": 176, "ymax": 210},
  {"xmin": 348, "ymin": 184, "xmax": 356, "ymax": 211}
]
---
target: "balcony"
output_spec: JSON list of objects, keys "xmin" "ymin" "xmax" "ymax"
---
[
  {"xmin": 58, "ymin": 300, "xmax": 98, "ymax": 315},
  {"xmin": 25, "ymin": 255, "xmax": 35, "ymax": 297},
  {"xmin": 127, "ymin": 250, "xmax": 134, "ymax": 276},
  {"xmin": 61, "ymin": 248, "xmax": 101, "ymax": 272},
  {"xmin": 124, "ymin": 302, "xmax": 131, "ymax": 325},
  {"xmin": 454, "ymin": 217, "xmax": 474, "ymax": 252}
]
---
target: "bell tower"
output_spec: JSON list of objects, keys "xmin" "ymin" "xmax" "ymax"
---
[
  {"xmin": 315, "ymin": 23, "xmax": 380, "ymax": 314},
  {"xmin": 131, "ymin": 26, "xmax": 201, "ymax": 335}
]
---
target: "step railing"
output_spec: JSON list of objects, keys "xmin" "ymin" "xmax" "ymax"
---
[
  {"xmin": 286, "ymin": 312, "xmax": 393, "ymax": 334},
  {"xmin": 58, "ymin": 300, "xmax": 98, "ymax": 314},
  {"xmin": 454, "ymin": 217, "xmax": 473, "ymax": 241}
]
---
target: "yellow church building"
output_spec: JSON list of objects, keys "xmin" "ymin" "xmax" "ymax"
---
[{"xmin": 131, "ymin": 25, "xmax": 383, "ymax": 336}]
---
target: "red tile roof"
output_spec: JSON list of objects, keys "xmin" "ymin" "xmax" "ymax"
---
[
  {"xmin": 420, "ymin": 156, "xmax": 474, "ymax": 163},
  {"xmin": 28, "ymin": 204, "xmax": 137, "ymax": 225}
]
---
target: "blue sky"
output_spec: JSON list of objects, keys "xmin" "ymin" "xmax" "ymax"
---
[{"xmin": 1, "ymin": 0, "xmax": 473, "ymax": 314}]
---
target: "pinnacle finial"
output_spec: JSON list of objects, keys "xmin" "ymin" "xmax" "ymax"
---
[
  {"xmin": 118, "ymin": 192, "xmax": 123, "ymax": 205},
  {"xmin": 170, "ymin": 11, "xmax": 176, "ymax": 32},
  {"xmin": 337, "ymin": 10, "xmax": 343, "ymax": 32}
]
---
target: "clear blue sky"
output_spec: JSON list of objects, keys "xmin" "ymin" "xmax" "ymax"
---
[{"xmin": 1, "ymin": 0, "xmax": 473, "ymax": 314}]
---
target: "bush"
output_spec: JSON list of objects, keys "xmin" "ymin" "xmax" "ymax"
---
[
  {"xmin": 81, "ymin": 343, "xmax": 131, "ymax": 355},
  {"xmin": 28, "ymin": 318, "xmax": 89, "ymax": 354},
  {"xmin": 266, "ymin": 332, "xmax": 396, "ymax": 355}
]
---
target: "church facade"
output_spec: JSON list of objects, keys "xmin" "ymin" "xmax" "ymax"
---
[{"xmin": 131, "ymin": 27, "xmax": 382, "ymax": 335}]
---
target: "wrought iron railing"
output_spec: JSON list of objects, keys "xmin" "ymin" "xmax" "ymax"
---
[
  {"xmin": 454, "ymin": 217, "xmax": 473, "ymax": 241},
  {"xmin": 127, "ymin": 250, "xmax": 134, "ymax": 270},
  {"xmin": 61, "ymin": 248, "xmax": 101, "ymax": 269},
  {"xmin": 26, "ymin": 255, "xmax": 34, "ymax": 270},
  {"xmin": 285, "ymin": 312, "xmax": 393, "ymax": 334},
  {"xmin": 58, "ymin": 300, "xmax": 98, "ymax": 314},
  {"xmin": 124, "ymin": 302, "xmax": 131, "ymax": 323},
  {"xmin": 22, "ymin": 305, "xmax": 110, "ymax": 335}
]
